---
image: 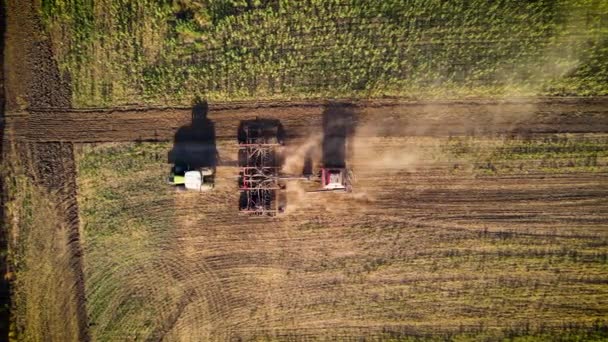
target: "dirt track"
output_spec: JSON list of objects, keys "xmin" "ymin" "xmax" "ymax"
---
[
  {"xmin": 4, "ymin": 97, "xmax": 608, "ymax": 143},
  {"xmin": 2, "ymin": 0, "xmax": 87, "ymax": 340},
  {"xmin": 3, "ymin": 0, "xmax": 70, "ymax": 110}
]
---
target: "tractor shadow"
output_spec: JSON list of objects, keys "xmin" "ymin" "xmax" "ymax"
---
[
  {"xmin": 168, "ymin": 100, "xmax": 218, "ymax": 169},
  {"xmin": 321, "ymin": 102, "xmax": 357, "ymax": 168},
  {"xmin": 237, "ymin": 118, "xmax": 286, "ymax": 145}
]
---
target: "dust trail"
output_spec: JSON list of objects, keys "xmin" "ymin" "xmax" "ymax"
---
[
  {"xmin": 281, "ymin": 132, "xmax": 379, "ymax": 213},
  {"xmin": 484, "ymin": 3, "xmax": 602, "ymax": 127},
  {"xmin": 284, "ymin": 180, "xmax": 375, "ymax": 215},
  {"xmin": 381, "ymin": 3, "xmax": 602, "ymax": 169},
  {"xmin": 280, "ymin": 133, "xmax": 326, "ymax": 215},
  {"xmin": 351, "ymin": 122, "xmax": 436, "ymax": 173},
  {"xmin": 281, "ymin": 133, "xmax": 322, "ymax": 176},
  {"xmin": 283, "ymin": 182, "xmax": 312, "ymax": 215}
]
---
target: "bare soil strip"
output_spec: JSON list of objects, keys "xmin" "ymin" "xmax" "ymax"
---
[
  {"xmin": 4, "ymin": 0, "xmax": 70, "ymax": 111},
  {"xmin": 0, "ymin": 0, "xmax": 9, "ymax": 337},
  {"xmin": 29, "ymin": 142, "xmax": 90, "ymax": 341},
  {"xmin": 4, "ymin": 97, "xmax": 608, "ymax": 143},
  {"xmin": 3, "ymin": 0, "xmax": 86, "ymax": 339}
]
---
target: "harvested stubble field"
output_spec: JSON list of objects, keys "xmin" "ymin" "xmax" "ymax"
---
[
  {"xmin": 72, "ymin": 127, "xmax": 608, "ymax": 340},
  {"xmin": 2, "ymin": 0, "xmax": 608, "ymax": 341},
  {"xmin": 4, "ymin": 101, "xmax": 608, "ymax": 340}
]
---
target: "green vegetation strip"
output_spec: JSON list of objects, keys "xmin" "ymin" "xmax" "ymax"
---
[{"xmin": 42, "ymin": 0, "xmax": 608, "ymax": 107}]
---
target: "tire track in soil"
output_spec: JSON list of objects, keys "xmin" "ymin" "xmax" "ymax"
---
[
  {"xmin": 153, "ymin": 163, "xmax": 273, "ymax": 340},
  {"xmin": 0, "ymin": 0, "xmax": 10, "ymax": 338},
  {"xmin": 30, "ymin": 142, "xmax": 90, "ymax": 342},
  {"xmin": 159, "ymin": 140, "xmax": 383, "ymax": 338},
  {"xmin": 146, "ymin": 189, "xmax": 233, "ymax": 341},
  {"xmin": 4, "ymin": 0, "xmax": 89, "ymax": 339}
]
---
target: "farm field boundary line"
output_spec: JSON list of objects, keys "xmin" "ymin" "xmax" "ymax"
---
[
  {"xmin": 18, "ymin": 96, "xmax": 608, "ymax": 113},
  {"xmin": 4, "ymin": 97, "xmax": 608, "ymax": 143},
  {"xmin": 3, "ymin": 0, "xmax": 88, "ymax": 339},
  {"xmin": 29, "ymin": 142, "xmax": 90, "ymax": 341}
]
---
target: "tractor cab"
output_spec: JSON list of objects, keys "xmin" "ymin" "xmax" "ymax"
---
[
  {"xmin": 168, "ymin": 163, "xmax": 214, "ymax": 191},
  {"xmin": 168, "ymin": 164, "xmax": 187, "ymax": 185},
  {"xmin": 321, "ymin": 168, "xmax": 348, "ymax": 191}
]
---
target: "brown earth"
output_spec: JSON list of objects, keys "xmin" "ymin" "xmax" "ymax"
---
[
  {"xmin": 76, "ymin": 133, "xmax": 608, "ymax": 340},
  {"xmin": 2, "ymin": 0, "xmax": 85, "ymax": 340},
  {"xmin": 3, "ymin": 0, "xmax": 70, "ymax": 111},
  {"xmin": 4, "ymin": 97, "xmax": 608, "ymax": 143},
  {"xmin": 2, "ymin": 0, "xmax": 608, "ymax": 340}
]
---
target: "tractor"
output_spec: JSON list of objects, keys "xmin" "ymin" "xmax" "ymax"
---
[
  {"xmin": 168, "ymin": 163, "xmax": 214, "ymax": 191},
  {"xmin": 314, "ymin": 167, "xmax": 352, "ymax": 192},
  {"xmin": 320, "ymin": 167, "xmax": 348, "ymax": 191}
]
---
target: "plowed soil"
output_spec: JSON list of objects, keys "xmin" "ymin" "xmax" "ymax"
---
[
  {"xmin": 74, "ymin": 132, "xmax": 608, "ymax": 340},
  {"xmin": 3, "ymin": 0, "xmax": 608, "ymax": 340},
  {"xmin": 2, "ymin": 0, "xmax": 84, "ymax": 340},
  {"xmin": 4, "ymin": 97, "xmax": 608, "ymax": 143}
]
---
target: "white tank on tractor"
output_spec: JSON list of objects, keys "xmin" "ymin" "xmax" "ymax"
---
[
  {"xmin": 184, "ymin": 168, "xmax": 214, "ymax": 191},
  {"xmin": 168, "ymin": 164, "xmax": 214, "ymax": 192}
]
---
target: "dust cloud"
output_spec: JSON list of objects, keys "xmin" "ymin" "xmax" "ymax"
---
[
  {"xmin": 279, "ymin": 4, "xmax": 597, "ymax": 215},
  {"xmin": 283, "ymin": 182, "xmax": 311, "ymax": 214},
  {"xmin": 351, "ymin": 122, "xmax": 432, "ymax": 173},
  {"xmin": 280, "ymin": 133, "xmax": 322, "ymax": 176}
]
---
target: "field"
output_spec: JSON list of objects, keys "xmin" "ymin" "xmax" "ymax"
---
[
  {"xmin": 71, "ymin": 129, "xmax": 608, "ymax": 340},
  {"xmin": 2, "ymin": 0, "xmax": 608, "ymax": 341},
  {"xmin": 41, "ymin": 0, "xmax": 608, "ymax": 106},
  {"xmin": 4, "ymin": 100, "xmax": 608, "ymax": 340}
]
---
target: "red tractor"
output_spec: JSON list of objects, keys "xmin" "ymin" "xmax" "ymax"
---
[{"xmin": 317, "ymin": 167, "xmax": 351, "ymax": 192}]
